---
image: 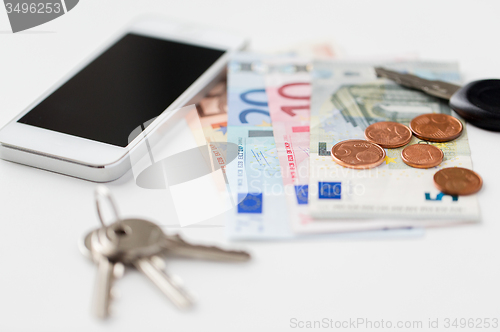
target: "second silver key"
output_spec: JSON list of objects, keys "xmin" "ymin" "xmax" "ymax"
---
[
  {"xmin": 161, "ymin": 233, "xmax": 251, "ymax": 262},
  {"xmin": 80, "ymin": 230, "xmax": 124, "ymax": 319}
]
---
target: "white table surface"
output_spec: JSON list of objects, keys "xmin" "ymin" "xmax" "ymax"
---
[{"xmin": 1, "ymin": 1, "xmax": 500, "ymax": 331}]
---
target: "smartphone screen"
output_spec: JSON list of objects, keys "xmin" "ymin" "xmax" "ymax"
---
[{"xmin": 18, "ymin": 33, "xmax": 225, "ymax": 147}]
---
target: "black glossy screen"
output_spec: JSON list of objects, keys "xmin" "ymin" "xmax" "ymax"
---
[{"xmin": 18, "ymin": 33, "xmax": 225, "ymax": 147}]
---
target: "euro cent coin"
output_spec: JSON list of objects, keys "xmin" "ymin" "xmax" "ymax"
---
[
  {"xmin": 331, "ymin": 139, "xmax": 386, "ymax": 169},
  {"xmin": 409, "ymin": 113, "xmax": 463, "ymax": 142},
  {"xmin": 433, "ymin": 167, "xmax": 483, "ymax": 195},
  {"xmin": 365, "ymin": 121, "xmax": 412, "ymax": 148},
  {"xmin": 401, "ymin": 144, "xmax": 443, "ymax": 169}
]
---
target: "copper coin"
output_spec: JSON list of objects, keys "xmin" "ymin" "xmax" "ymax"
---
[
  {"xmin": 409, "ymin": 113, "xmax": 463, "ymax": 142},
  {"xmin": 365, "ymin": 121, "xmax": 412, "ymax": 148},
  {"xmin": 331, "ymin": 139, "xmax": 386, "ymax": 169},
  {"xmin": 433, "ymin": 167, "xmax": 483, "ymax": 196},
  {"xmin": 401, "ymin": 144, "xmax": 443, "ymax": 169}
]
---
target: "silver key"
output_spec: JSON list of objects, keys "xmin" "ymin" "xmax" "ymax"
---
[
  {"xmin": 93, "ymin": 255, "xmax": 115, "ymax": 318},
  {"xmin": 93, "ymin": 218, "xmax": 193, "ymax": 310},
  {"xmin": 79, "ymin": 230, "xmax": 124, "ymax": 319},
  {"xmin": 84, "ymin": 186, "xmax": 124, "ymax": 319},
  {"xmin": 82, "ymin": 185, "xmax": 251, "ymax": 318},
  {"xmin": 162, "ymin": 233, "xmax": 251, "ymax": 262},
  {"xmin": 134, "ymin": 255, "xmax": 193, "ymax": 309},
  {"xmin": 86, "ymin": 186, "xmax": 192, "ymax": 318}
]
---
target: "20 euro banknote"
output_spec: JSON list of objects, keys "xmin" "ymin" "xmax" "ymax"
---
[{"xmin": 226, "ymin": 53, "xmax": 296, "ymax": 239}]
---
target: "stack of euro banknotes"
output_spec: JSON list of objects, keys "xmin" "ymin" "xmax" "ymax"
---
[{"xmin": 194, "ymin": 53, "xmax": 480, "ymax": 240}]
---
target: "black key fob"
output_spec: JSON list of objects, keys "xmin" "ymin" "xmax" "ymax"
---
[{"xmin": 450, "ymin": 79, "xmax": 500, "ymax": 131}]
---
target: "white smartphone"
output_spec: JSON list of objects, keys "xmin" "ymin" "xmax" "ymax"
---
[{"xmin": 0, "ymin": 18, "xmax": 247, "ymax": 182}]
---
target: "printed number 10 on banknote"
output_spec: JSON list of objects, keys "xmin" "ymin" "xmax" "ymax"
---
[{"xmin": 265, "ymin": 59, "xmax": 313, "ymax": 228}]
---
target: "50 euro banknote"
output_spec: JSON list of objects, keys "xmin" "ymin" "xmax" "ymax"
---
[{"xmin": 308, "ymin": 60, "xmax": 480, "ymax": 226}]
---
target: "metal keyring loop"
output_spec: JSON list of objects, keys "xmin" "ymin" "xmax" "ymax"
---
[{"xmin": 95, "ymin": 186, "xmax": 120, "ymax": 227}]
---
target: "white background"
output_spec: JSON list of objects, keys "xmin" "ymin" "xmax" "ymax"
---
[{"xmin": 1, "ymin": 1, "xmax": 500, "ymax": 331}]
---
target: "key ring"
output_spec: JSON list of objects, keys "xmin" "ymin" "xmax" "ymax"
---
[{"xmin": 95, "ymin": 186, "xmax": 121, "ymax": 227}]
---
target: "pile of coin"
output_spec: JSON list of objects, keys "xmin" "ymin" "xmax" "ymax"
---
[{"xmin": 330, "ymin": 113, "xmax": 482, "ymax": 196}]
